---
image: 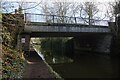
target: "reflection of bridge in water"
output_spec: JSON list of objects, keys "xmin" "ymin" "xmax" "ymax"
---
[{"xmin": 20, "ymin": 13, "xmax": 112, "ymax": 53}]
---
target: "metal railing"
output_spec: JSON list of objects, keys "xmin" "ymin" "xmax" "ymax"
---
[{"xmin": 25, "ymin": 13, "xmax": 109, "ymax": 26}]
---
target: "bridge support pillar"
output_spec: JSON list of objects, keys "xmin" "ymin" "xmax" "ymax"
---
[
  {"xmin": 20, "ymin": 34, "xmax": 30, "ymax": 54},
  {"xmin": 24, "ymin": 35, "xmax": 30, "ymax": 55},
  {"xmin": 109, "ymin": 14, "xmax": 120, "ymax": 55},
  {"xmin": 24, "ymin": 34, "xmax": 30, "ymax": 51}
]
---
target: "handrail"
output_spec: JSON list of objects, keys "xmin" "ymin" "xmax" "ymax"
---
[
  {"xmin": 25, "ymin": 13, "xmax": 110, "ymax": 26},
  {"xmin": 25, "ymin": 13, "xmax": 109, "ymax": 21}
]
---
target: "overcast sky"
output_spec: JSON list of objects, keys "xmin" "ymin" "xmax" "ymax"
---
[{"xmin": 2, "ymin": 0, "xmax": 116, "ymax": 2}]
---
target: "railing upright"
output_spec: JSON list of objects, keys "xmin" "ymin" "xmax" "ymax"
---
[
  {"xmin": 53, "ymin": 15, "xmax": 54, "ymax": 23},
  {"xmin": 75, "ymin": 17, "xmax": 77, "ymax": 24}
]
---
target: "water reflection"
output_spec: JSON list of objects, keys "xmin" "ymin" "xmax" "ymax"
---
[{"xmin": 32, "ymin": 37, "xmax": 74, "ymax": 64}]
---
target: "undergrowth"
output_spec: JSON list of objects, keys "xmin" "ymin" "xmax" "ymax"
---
[{"xmin": 2, "ymin": 45, "xmax": 26, "ymax": 79}]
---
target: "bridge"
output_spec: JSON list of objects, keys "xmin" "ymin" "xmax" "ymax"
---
[
  {"xmin": 24, "ymin": 13, "xmax": 110, "ymax": 36},
  {"xmin": 19, "ymin": 13, "xmax": 112, "ymax": 53}
]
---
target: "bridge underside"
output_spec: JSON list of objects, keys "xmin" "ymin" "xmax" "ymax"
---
[
  {"xmin": 21, "ymin": 32, "xmax": 111, "ymax": 37},
  {"xmin": 20, "ymin": 32, "xmax": 112, "ymax": 53}
]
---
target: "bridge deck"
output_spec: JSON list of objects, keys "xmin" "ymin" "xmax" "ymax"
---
[{"xmin": 24, "ymin": 22, "xmax": 110, "ymax": 34}]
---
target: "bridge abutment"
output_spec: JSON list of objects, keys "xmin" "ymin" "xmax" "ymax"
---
[
  {"xmin": 24, "ymin": 34, "xmax": 30, "ymax": 51},
  {"xmin": 74, "ymin": 34, "xmax": 112, "ymax": 53},
  {"xmin": 18, "ymin": 34, "xmax": 30, "ymax": 54},
  {"xmin": 109, "ymin": 14, "xmax": 120, "ymax": 55},
  {"xmin": 94, "ymin": 34, "xmax": 112, "ymax": 53}
]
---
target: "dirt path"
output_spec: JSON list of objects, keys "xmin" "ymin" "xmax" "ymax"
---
[{"xmin": 23, "ymin": 51, "xmax": 55, "ymax": 79}]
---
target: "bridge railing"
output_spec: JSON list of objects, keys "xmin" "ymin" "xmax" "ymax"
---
[{"xmin": 25, "ymin": 13, "xmax": 109, "ymax": 26}]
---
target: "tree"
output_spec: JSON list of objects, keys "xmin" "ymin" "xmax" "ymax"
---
[
  {"xmin": 77, "ymin": 2, "xmax": 102, "ymax": 26},
  {"xmin": 114, "ymin": 1, "xmax": 120, "ymax": 15},
  {"xmin": 108, "ymin": 1, "xmax": 120, "ymax": 36},
  {"xmin": 41, "ymin": 1, "xmax": 109, "ymax": 26},
  {"xmin": 41, "ymin": 1, "xmax": 73, "ymax": 23}
]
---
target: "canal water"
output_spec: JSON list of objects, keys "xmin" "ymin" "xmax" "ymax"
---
[{"xmin": 31, "ymin": 37, "xmax": 120, "ymax": 79}]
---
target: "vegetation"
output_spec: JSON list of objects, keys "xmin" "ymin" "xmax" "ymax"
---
[
  {"xmin": 2, "ymin": 14, "xmax": 26, "ymax": 79},
  {"xmin": 2, "ymin": 45, "xmax": 25, "ymax": 79},
  {"xmin": 114, "ymin": 1, "xmax": 120, "ymax": 15},
  {"xmin": 1, "ymin": 4, "xmax": 26, "ymax": 79}
]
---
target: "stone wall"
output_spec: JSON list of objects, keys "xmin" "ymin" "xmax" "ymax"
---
[
  {"xmin": 74, "ymin": 34, "xmax": 112, "ymax": 53},
  {"xmin": 94, "ymin": 34, "xmax": 112, "ymax": 53}
]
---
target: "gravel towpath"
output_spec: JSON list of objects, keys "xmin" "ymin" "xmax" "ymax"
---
[{"xmin": 23, "ymin": 51, "xmax": 55, "ymax": 79}]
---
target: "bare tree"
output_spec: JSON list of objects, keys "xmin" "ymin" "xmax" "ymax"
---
[
  {"xmin": 41, "ymin": 1, "xmax": 73, "ymax": 23},
  {"xmin": 77, "ymin": 2, "xmax": 101, "ymax": 26},
  {"xmin": 41, "ymin": 1, "xmax": 108, "ymax": 26}
]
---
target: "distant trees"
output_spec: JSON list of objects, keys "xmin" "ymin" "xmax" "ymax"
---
[
  {"xmin": 114, "ymin": 1, "xmax": 120, "ymax": 15},
  {"xmin": 77, "ymin": 2, "xmax": 100, "ymax": 26},
  {"xmin": 41, "ymin": 1, "xmax": 107, "ymax": 26},
  {"xmin": 41, "ymin": 1, "xmax": 72, "ymax": 23}
]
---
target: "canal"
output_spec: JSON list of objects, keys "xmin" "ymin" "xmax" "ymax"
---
[{"xmin": 31, "ymin": 37, "xmax": 120, "ymax": 79}]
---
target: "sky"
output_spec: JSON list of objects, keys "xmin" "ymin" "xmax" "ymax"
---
[
  {"xmin": 2, "ymin": 0, "xmax": 117, "ymax": 13},
  {"xmin": 2, "ymin": 0, "xmax": 116, "ymax": 2},
  {"xmin": 2, "ymin": 0, "xmax": 117, "ymax": 25}
]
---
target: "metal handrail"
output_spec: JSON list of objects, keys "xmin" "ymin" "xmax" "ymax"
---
[{"xmin": 25, "ymin": 13, "xmax": 110, "ymax": 26}]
